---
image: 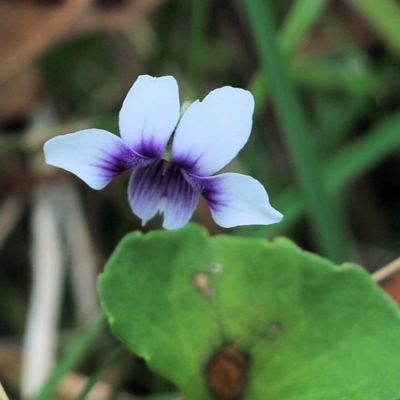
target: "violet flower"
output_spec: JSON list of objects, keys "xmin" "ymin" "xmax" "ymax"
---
[{"xmin": 44, "ymin": 75, "xmax": 282, "ymax": 229}]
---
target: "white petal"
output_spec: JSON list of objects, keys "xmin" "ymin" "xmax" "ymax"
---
[
  {"xmin": 119, "ymin": 75, "xmax": 180, "ymax": 158},
  {"xmin": 171, "ymin": 86, "xmax": 254, "ymax": 176},
  {"xmin": 44, "ymin": 129, "xmax": 143, "ymax": 190},
  {"xmin": 128, "ymin": 161, "xmax": 200, "ymax": 229},
  {"xmin": 199, "ymin": 173, "xmax": 283, "ymax": 228}
]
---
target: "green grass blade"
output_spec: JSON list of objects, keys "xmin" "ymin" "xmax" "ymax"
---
[
  {"xmin": 324, "ymin": 112, "xmax": 400, "ymax": 190},
  {"xmin": 75, "ymin": 346, "xmax": 123, "ymax": 400},
  {"xmin": 249, "ymin": 59, "xmax": 384, "ymax": 116},
  {"xmin": 279, "ymin": 0, "xmax": 328, "ymax": 55},
  {"xmin": 293, "ymin": 59, "xmax": 384, "ymax": 94},
  {"xmin": 243, "ymin": 0, "xmax": 349, "ymax": 262},
  {"xmin": 250, "ymin": 0, "xmax": 329, "ymax": 113},
  {"xmin": 347, "ymin": 0, "xmax": 400, "ymax": 54},
  {"xmin": 34, "ymin": 312, "xmax": 106, "ymax": 400},
  {"xmin": 239, "ymin": 112, "xmax": 400, "ymax": 238},
  {"xmin": 187, "ymin": 0, "xmax": 212, "ymax": 84},
  {"xmin": 315, "ymin": 94, "xmax": 369, "ymax": 153}
]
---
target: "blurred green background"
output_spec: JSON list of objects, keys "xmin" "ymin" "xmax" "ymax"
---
[{"xmin": 1, "ymin": 0, "xmax": 400, "ymax": 398}]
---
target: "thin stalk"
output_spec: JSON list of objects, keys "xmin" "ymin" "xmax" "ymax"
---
[
  {"xmin": 33, "ymin": 312, "xmax": 106, "ymax": 400},
  {"xmin": 75, "ymin": 347, "xmax": 123, "ymax": 400},
  {"xmin": 243, "ymin": 0, "xmax": 349, "ymax": 262}
]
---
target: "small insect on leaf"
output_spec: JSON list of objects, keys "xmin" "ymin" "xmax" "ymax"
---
[{"xmin": 205, "ymin": 344, "xmax": 250, "ymax": 400}]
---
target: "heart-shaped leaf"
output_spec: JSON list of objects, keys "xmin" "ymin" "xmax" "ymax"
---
[{"xmin": 98, "ymin": 224, "xmax": 400, "ymax": 400}]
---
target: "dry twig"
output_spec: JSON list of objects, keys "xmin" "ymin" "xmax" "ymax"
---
[
  {"xmin": 373, "ymin": 257, "xmax": 400, "ymax": 284},
  {"xmin": 0, "ymin": 383, "xmax": 9, "ymax": 400}
]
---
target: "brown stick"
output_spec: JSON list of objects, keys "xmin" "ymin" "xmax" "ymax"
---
[{"xmin": 372, "ymin": 257, "xmax": 400, "ymax": 283}]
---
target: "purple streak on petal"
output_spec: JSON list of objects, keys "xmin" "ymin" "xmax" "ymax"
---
[
  {"xmin": 162, "ymin": 165, "xmax": 200, "ymax": 229},
  {"xmin": 172, "ymin": 151, "xmax": 206, "ymax": 172},
  {"xmin": 44, "ymin": 129, "xmax": 151, "ymax": 190},
  {"xmin": 128, "ymin": 160, "xmax": 200, "ymax": 229},
  {"xmin": 128, "ymin": 160, "xmax": 164, "ymax": 225},
  {"xmin": 171, "ymin": 87, "xmax": 254, "ymax": 176},
  {"xmin": 190, "ymin": 172, "xmax": 283, "ymax": 228},
  {"xmin": 119, "ymin": 75, "xmax": 180, "ymax": 158},
  {"xmin": 130, "ymin": 131, "xmax": 165, "ymax": 159},
  {"xmin": 91, "ymin": 146, "xmax": 148, "ymax": 175}
]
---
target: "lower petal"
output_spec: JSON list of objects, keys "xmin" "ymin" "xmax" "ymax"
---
[
  {"xmin": 199, "ymin": 173, "xmax": 283, "ymax": 228},
  {"xmin": 44, "ymin": 129, "xmax": 147, "ymax": 189},
  {"xmin": 128, "ymin": 161, "xmax": 200, "ymax": 229}
]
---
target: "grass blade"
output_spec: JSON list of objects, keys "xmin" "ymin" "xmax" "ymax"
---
[
  {"xmin": 75, "ymin": 346, "xmax": 123, "ymax": 400},
  {"xmin": 34, "ymin": 312, "xmax": 106, "ymax": 400},
  {"xmin": 279, "ymin": 0, "xmax": 328, "ymax": 55},
  {"xmin": 243, "ymin": 0, "xmax": 349, "ymax": 262},
  {"xmin": 239, "ymin": 112, "xmax": 400, "ymax": 237},
  {"xmin": 347, "ymin": 0, "xmax": 400, "ymax": 54}
]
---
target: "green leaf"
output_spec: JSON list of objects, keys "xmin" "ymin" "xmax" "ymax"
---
[{"xmin": 98, "ymin": 225, "xmax": 400, "ymax": 400}]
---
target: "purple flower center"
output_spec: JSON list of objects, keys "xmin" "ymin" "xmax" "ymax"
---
[{"xmin": 128, "ymin": 159, "xmax": 201, "ymax": 229}]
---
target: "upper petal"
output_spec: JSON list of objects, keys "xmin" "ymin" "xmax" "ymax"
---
[
  {"xmin": 44, "ymin": 129, "xmax": 146, "ymax": 190},
  {"xmin": 198, "ymin": 173, "xmax": 283, "ymax": 228},
  {"xmin": 119, "ymin": 75, "xmax": 180, "ymax": 158},
  {"xmin": 128, "ymin": 161, "xmax": 200, "ymax": 229},
  {"xmin": 171, "ymin": 86, "xmax": 254, "ymax": 176}
]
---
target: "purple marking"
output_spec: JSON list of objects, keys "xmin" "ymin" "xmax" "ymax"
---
[
  {"xmin": 128, "ymin": 160, "xmax": 200, "ymax": 228},
  {"xmin": 138, "ymin": 133, "xmax": 169, "ymax": 159},
  {"xmin": 172, "ymin": 150, "xmax": 207, "ymax": 175}
]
